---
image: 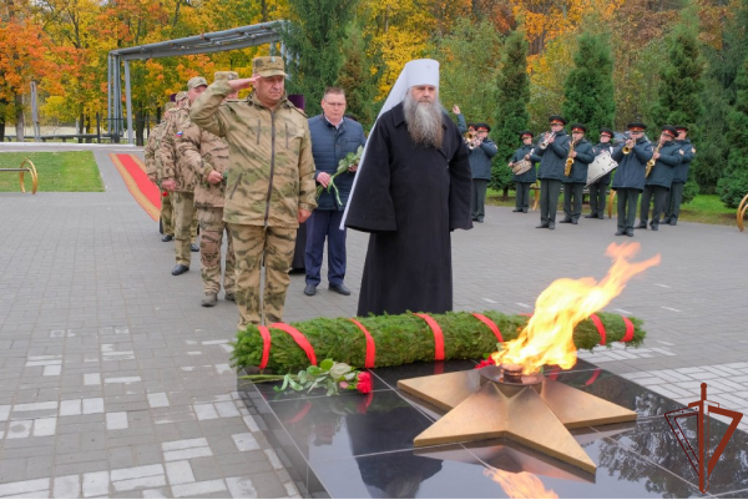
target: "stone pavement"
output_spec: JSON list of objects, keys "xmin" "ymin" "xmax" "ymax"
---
[{"xmin": 1, "ymin": 143, "xmax": 748, "ymax": 498}]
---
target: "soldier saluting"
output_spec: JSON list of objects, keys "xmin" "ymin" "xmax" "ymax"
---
[{"xmin": 190, "ymin": 56, "xmax": 317, "ymax": 329}]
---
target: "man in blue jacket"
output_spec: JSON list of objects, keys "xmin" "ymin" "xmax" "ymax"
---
[
  {"xmin": 611, "ymin": 122, "xmax": 653, "ymax": 237},
  {"xmin": 638, "ymin": 125, "xmax": 682, "ymax": 231},
  {"xmin": 467, "ymin": 123, "xmax": 498, "ymax": 222},
  {"xmin": 535, "ymin": 115, "xmax": 570, "ymax": 230},
  {"xmin": 664, "ymin": 125, "xmax": 695, "ymax": 226},
  {"xmin": 560, "ymin": 123, "xmax": 594, "ymax": 225},
  {"xmin": 304, "ymin": 88, "xmax": 367, "ymax": 296}
]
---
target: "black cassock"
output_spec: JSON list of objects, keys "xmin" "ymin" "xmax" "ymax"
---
[{"xmin": 345, "ymin": 102, "xmax": 472, "ymax": 316}]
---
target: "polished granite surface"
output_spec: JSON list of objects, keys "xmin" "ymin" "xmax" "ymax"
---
[{"xmin": 238, "ymin": 359, "xmax": 748, "ymax": 498}]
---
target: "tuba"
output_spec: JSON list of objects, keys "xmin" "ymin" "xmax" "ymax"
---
[
  {"xmin": 645, "ymin": 140, "xmax": 663, "ymax": 177},
  {"xmin": 539, "ymin": 131, "xmax": 555, "ymax": 150}
]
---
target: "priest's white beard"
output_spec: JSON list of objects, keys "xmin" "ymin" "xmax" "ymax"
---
[{"xmin": 403, "ymin": 92, "xmax": 444, "ymax": 149}]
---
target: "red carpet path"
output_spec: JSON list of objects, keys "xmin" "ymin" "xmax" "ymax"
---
[{"xmin": 110, "ymin": 153, "xmax": 162, "ymax": 221}]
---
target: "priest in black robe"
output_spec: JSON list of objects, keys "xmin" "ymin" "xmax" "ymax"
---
[{"xmin": 344, "ymin": 59, "xmax": 473, "ymax": 317}]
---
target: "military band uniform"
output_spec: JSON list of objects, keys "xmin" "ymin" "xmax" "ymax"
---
[
  {"xmin": 639, "ymin": 135, "xmax": 682, "ymax": 231},
  {"xmin": 190, "ymin": 74, "xmax": 317, "ymax": 328},
  {"xmin": 560, "ymin": 131, "xmax": 593, "ymax": 224},
  {"xmin": 588, "ymin": 142, "xmax": 614, "ymax": 219},
  {"xmin": 177, "ymin": 113, "xmax": 236, "ymax": 305},
  {"xmin": 468, "ymin": 126, "xmax": 497, "ymax": 222},
  {"xmin": 535, "ymin": 119, "xmax": 570, "ymax": 229},
  {"xmin": 611, "ymin": 127, "xmax": 653, "ymax": 236},
  {"xmin": 665, "ymin": 135, "xmax": 695, "ymax": 225},
  {"xmin": 510, "ymin": 135, "xmax": 538, "ymax": 213}
]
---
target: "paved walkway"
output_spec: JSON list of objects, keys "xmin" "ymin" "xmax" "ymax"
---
[{"xmin": 1, "ymin": 144, "xmax": 747, "ymax": 498}]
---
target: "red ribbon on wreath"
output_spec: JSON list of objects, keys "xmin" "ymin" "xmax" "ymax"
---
[{"xmin": 413, "ymin": 313, "xmax": 445, "ymax": 361}]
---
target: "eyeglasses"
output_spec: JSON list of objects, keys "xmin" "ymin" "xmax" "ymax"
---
[{"xmin": 324, "ymin": 101, "xmax": 346, "ymax": 107}]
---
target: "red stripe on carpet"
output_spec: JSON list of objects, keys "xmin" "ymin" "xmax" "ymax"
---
[{"xmin": 110, "ymin": 153, "xmax": 161, "ymax": 221}]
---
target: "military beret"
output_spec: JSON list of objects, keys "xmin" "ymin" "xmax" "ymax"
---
[
  {"xmin": 599, "ymin": 127, "xmax": 614, "ymax": 138},
  {"xmin": 549, "ymin": 115, "xmax": 567, "ymax": 125},
  {"xmin": 253, "ymin": 56, "xmax": 287, "ymax": 78},
  {"xmin": 661, "ymin": 125, "xmax": 678, "ymax": 138},
  {"xmin": 571, "ymin": 123, "xmax": 587, "ymax": 133},
  {"xmin": 187, "ymin": 76, "xmax": 208, "ymax": 90},
  {"xmin": 627, "ymin": 122, "xmax": 647, "ymax": 131},
  {"xmin": 475, "ymin": 123, "xmax": 491, "ymax": 132},
  {"xmin": 519, "ymin": 130, "xmax": 534, "ymax": 139},
  {"xmin": 675, "ymin": 125, "xmax": 689, "ymax": 132},
  {"xmin": 214, "ymin": 71, "xmax": 239, "ymax": 82}
]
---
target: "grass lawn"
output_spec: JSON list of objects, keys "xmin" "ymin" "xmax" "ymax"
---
[
  {"xmin": 486, "ymin": 188, "xmax": 740, "ymax": 226},
  {"xmin": 0, "ymin": 151, "xmax": 104, "ymax": 192}
]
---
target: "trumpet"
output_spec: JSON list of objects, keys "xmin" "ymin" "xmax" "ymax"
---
[
  {"xmin": 464, "ymin": 130, "xmax": 482, "ymax": 150},
  {"xmin": 539, "ymin": 131, "xmax": 556, "ymax": 150},
  {"xmin": 622, "ymin": 134, "xmax": 636, "ymax": 155}
]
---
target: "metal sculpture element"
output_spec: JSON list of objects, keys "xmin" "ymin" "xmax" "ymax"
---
[
  {"xmin": 398, "ymin": 365, "xmax": 637, "ymax": 474},
  {"xmin": 0, "ymin": 158, "xmax": 39, "ymax": 194},
  {"xmin": 737, "ymin": 193, "xmax": 748, "ymax": 232}
]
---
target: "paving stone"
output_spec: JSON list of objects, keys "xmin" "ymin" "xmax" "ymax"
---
[{"xmin": 170, "ymin": 479, "xmax": 227, "ymax": 498}]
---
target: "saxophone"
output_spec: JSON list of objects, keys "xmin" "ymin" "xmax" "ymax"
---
[
  {"xmin": 564, "ymin": 139, "xmax": 578, "ymax": 177},
  {"xmin": 645, "ymin": 140, "xmax": 662, "ymax": 178}
]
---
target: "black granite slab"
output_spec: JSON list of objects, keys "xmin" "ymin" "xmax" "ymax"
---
[{"xmin": 238, "ymin": 361, "xmax": 747, "ymax": 498}]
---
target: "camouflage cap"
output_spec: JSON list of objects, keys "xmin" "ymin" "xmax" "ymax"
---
[
  {"xmin": 175, "ymin": 91, "xmax": 188, "ymax": 102},
  {"xmin": 214, "ymin": 71, "xmax": 239, "ymax": 82},
  {"xmin": 187, "ymin": 76, "xmax": 208, "ymax": 90},
  {"xmin": 164, "ymin": 102, "xmax": 176, "ymax": 112},
  {"xmin": 252, "ymin": 56, "xmax": 287, "ymax": 78}
]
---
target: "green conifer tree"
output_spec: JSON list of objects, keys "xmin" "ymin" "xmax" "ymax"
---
[
  {"xmin": 281, "ymin": 0, "xmax": 358, "ymax": 117},
  {"xmin": 336, "ymin": 22, "xmax": 380, "ymax": 129},
  {"xmin": 561, "ymin": 32, "xmax": 615, "ymax": 144},
  {"xmin": 718, "ymin": 57, "xmax": 748, "ymax": 208},
  {"xmin": 490, "ymin": 30, "xmax": 530, "ymax": 195}
]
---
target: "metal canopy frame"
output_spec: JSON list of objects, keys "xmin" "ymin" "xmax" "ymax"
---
[{"xmin": 107, "ymin": 21, "xmax": 285, "ymax": 144}]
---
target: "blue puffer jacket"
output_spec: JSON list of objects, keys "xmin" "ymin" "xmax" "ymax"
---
[{"xmin": 308, "ymin": 115, "xmax": 367, "ymax": 210}]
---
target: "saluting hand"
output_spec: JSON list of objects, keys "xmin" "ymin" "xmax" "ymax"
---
[{"xmin": 227, "ymin": 76, "xmax": 261, "ymax": 92}]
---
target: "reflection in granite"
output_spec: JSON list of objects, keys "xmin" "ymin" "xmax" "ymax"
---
[{"xmin": 238, "ymin": 361, "xmax": 747, "ymax": 498}]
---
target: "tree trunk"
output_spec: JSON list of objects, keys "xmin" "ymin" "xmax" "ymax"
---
[
  {"xmin": 135, "ymin": 106, "xmax": 145, "ymax": 146},
  {"xmin": 502, "ymin": 187, "xmax": 509, "ymax": 202},
  {"xmin": 14, "ymin": 93, "xmax": 24, "ymax": 141},
  {"xmin": 0, "ymin": 98, "xmax": 7, "ymax": 143}
]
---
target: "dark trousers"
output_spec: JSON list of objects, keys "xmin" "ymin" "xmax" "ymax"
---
[
  {"xmin": 304, "ymin": 210, "xmax": 347, "ymax": 287},
  {"xmin": 640, "ymin": 185, "xmax": 669, "ymax": 227},
  {"xmin": 515, "ymin": 182, "xmax": 532, "ymax": 210},
  {"xmin": 562, "ymin": 182, "xmax": 584, "ymax": 221},
  {"xmin": 539, "ymin": 179, "xmax": 562, "ymax": 224},
  {"xmin": 471, "ymin": 179, "xmax": 488, "ymax": 220},
  {"xmin": 665, "ymin": 182, "xmax": 684, "ymax": 221},
  {"xmin": 616, "ymin": 188, "xmax": 640, "ymax": 232},
  {"xmin": 589, "ymin": 183, "xmax": 608, "ymax": 218}
]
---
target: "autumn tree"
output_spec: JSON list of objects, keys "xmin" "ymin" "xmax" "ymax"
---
[
  {"xmin": 336, "ymin": 22, "xmax": 380, "ymax": 128},
  {"xmin": 717, "ymin": 55, "xmax": 748, "ymax": 208},
  {"xmin": 282, "ymin": 0, "xmax": 358, "ymax": 116},
  {"xmin": 561, "ymin": 32, "xmax": 615, "ymax": 143},
  {"xmin": 491, "ymin": 29, "xmax": 530, "ymax": 195}
]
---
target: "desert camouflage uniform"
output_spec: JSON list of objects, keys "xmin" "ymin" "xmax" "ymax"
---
[
  {"xmin": 190, "ymin": 81, "xmax": 317, "ymax": 328},
  {"xmin": 146, "ymin": 113, "xmax": 175, "ymax": 236},
  {"xmin": 178, "ymin": 121, "xmax": 235, "ymax": 297},
  {"xmin": 160, "ymin": 102, "xmax": 199, "ymax": 266}
]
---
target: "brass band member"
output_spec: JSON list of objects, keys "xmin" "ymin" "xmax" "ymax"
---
[
  {"xmin": 467, "ymin": 123, "xmax": 497, "ymax": 222},
  {"xmin": 611, "ymin": 122, "xmax": 653, "ymax": 237},
  {"xmin": 509, "ymin": 131, "xmax": 538, "ymax": 213},
  {"xmin": 559, "ymin": 123, "xmax": 594, "ymax": 224},
  {"xmin": 664, "ymin": 125, "xmax": 695, "ymax": 226},
  {"xmin": 586, "ymin": 127, "xmax": 614, "ymax": 219},
  {"xmin": 638, "ymin": 125, "xmax": 681, "ymax": 231},
  {"xmin": 535, "ymin": 115, "xmax": 570, "ymax": 230}
]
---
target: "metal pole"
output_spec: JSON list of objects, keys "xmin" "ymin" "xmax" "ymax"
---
[
  {"xmin": 30, "ymin": 81, "xmax": 41, "ymax": 141},
  {"xmin": 107, "ymin": 55, "xmax": 112, "ymax": 139},
  {"xmin": 124, "ymin": 60, "xmax": 133, "ymax": 144}
]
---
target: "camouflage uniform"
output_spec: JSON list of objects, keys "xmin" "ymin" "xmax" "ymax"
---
[
  {"xmin": 145, "ymin": 107, "xmax": 175, "ymax": 237},
  {"xmin": 160, "ymin": 96, "xmax": 199, "ymax": 266},
  {"xmin": 177, "ymin": 72, "xmax": 237, "ymax": 299},
  {"xmin": 190, "ymin": 58, "xmax": 317, "ymax": 328}
]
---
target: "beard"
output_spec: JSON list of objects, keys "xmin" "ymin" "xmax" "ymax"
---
[{"xmin": 403, "ymin": 92, "xmax": 444, "ymax": 149}]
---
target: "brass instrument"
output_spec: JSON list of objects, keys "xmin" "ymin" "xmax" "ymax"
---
[
  {"xmin": 645, "ymin": 140, "xmax": 663, "ymax": 178},
  {"xmin": 622, "ymin": 134, "xmax": 636, "ymax": 155},
  {"xmin": 564, "ymin": 139, "xmax": 578, "ymax": 177},
  {"xmin": 464, "ymin": 130, "xmax": 482, "ymax": 150},
  {"xmin": 539, "ymin": 131, "xmax": 556, "ymax": 150}
]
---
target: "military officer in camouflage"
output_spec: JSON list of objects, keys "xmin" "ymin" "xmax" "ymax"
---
[
  {"xmin": 190, "ymin": 56, "xmax": 317, "ymax": 329},
  {"xmin": 161, "ymin": 78, "xmax": 207, "ymax": 275},
  {"xmin": 178, "ymin": 72, "xmax": 239, "ymax": 308},
  {"xmin": 145, "ymin": 100, "xmax": 177, "ymax": 242}
]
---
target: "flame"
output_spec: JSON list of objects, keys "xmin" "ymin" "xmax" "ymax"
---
[
  {"xmin": 493, "ymin": 243, "xmax": 660, "ymax": 374},
  {"xmin": 483, "ymin": 467, "xmax": 558, "ymax": 499}
]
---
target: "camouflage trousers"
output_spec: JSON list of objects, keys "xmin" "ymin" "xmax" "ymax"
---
[
  {"xmin": 228, "ymin": 223, "xmax": 296, "ymax": 329},
  {"xmin": 160, "ymin": 191, "xmax": 174, "ymax": 236},
  {"xmin": 172, "ymin": 191, "xmax": 198, "ymax": 266},
  {"xmin": 197, "ymin": 207, "xmax": 235, "ymax": 295}
]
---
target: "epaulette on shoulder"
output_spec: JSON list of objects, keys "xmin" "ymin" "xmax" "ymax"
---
[{"xmin": 288, "ymin": 103, "xmax": 307, "ymax": 118}]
